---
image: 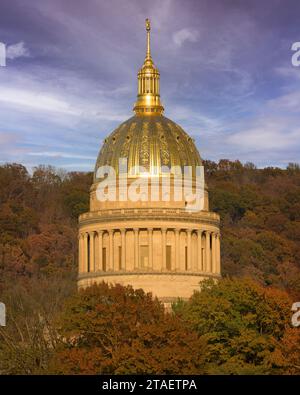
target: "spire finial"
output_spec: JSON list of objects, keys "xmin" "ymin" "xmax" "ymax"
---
[
  {"xmin": 145, "ymin": 18, "xmax": 151, "ymax": 60},
  {"xmin": 146, "ymin": 18, "xmax": 150, "ymax": 31}
]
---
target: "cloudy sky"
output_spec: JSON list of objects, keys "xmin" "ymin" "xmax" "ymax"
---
[{"xmin": 0, "ymin": 0, "xmax": 300, "ymax": 171}]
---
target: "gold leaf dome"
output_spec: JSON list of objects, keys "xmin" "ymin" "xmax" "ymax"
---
[
  {"xmin": 94, "ymin": 115, "xmax": 202, "ymax": 180},
  {"xmin": 94, "ymin": 19, "xmax": 202, "ymax": 180}
]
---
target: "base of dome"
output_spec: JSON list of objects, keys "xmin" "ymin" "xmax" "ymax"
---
[{"xmin": 78, "ymin": 271, "xmax": 221, "ymax": 302}]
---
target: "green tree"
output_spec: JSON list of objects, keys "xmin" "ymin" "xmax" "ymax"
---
[{"xmin": 174, "ymin": 278, "xmax": 293, "ymax": 374}]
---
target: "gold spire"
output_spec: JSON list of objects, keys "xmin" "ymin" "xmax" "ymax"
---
[
  {"xmin": 133, "ymin": 18, "xmax": 164, "ymax": 116},
  {"xmin": 145, "ymin": 18, "xmax": 151, "ymax": 60}
]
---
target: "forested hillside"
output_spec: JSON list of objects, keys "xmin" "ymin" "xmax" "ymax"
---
[
  {"xmin": 0, "ymin": 160, "xmax": 299, "ymax": 374},
  {"xmin": 0, "ymin": 164, "xmax": 91, "ymax": 288},
  {"xmin": 204, "ymin": 160, "xmax": 300, "ymax": 297},
  {"xmin": 1, "ymin": 160, "xmax": 299, "ymax": 296}
]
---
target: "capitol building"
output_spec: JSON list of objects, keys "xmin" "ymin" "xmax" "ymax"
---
[{"xmin": 78, "ymin": 20, "xmax": 221, "ymax": 303}]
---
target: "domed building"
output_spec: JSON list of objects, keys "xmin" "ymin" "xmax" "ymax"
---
[{"xmin": 78, "ymin": 19, "xmax": 221, "ymax": 303}]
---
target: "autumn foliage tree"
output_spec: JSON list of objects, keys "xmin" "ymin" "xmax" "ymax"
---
[
  {"xmin": 174, "ymin": 278, "xmax": 297, "ymax": 374},
  {"xmin": 50, "ymin": 283, "xmax": 207, "ymax": 374}
]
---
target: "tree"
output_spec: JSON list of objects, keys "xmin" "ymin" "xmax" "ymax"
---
[
  {"xmin": 0, "ymin": 276, "xmax": 74, "ymax": 374},
  {"xmin": 174, "ymin": 278, "xmax": 293, "ymax": 374},
  {"xmin": 271, "ymin": 327, "xmax": 300, "ymax": 374},
  {"xmin": 50, "ymin": 283, "xmax": 207, "ymax": 374}
]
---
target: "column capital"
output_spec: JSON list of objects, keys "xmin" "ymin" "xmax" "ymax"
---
[{"xmin": 120, "ymin": 228, "xmax": 126, "ymax": 235}]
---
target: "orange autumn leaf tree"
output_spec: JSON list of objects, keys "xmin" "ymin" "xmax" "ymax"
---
[{"xmin": 51, "ymin": 283, "xmax": 207, "ymax": 374}]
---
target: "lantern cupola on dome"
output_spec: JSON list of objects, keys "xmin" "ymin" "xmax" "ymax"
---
[{"xmin": 133, "ymin": 19, "xmax": 164, "ymax": 116}]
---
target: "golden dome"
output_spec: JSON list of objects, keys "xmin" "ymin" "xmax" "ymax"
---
[
  {"xmin": 94, "ymin": 115, "xmax": 202, "ymax": 180},
  {"xmin": 79, "ymin": 19, "xmax": 221, "ymax": 304},
  {"xmin": 94, "ymin": 19, "xmax": 202, "ymax": 180}
]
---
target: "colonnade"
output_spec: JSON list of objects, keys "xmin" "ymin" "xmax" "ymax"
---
[
  {"xmin": 138, "ymin": 75, "xmax": 160, "ymax": 95},
  {"xmin": 78, "ymin": 228, "xmax": 221, "ymax": 275}
]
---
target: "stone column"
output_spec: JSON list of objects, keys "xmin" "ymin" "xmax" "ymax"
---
[
  {"xmin": 187, "ymin": 229, "xmax": 192, "ymax": 271},
  {"xmin": 161, "ymin": 228, "xmax": 166, "ymax": 270},
  {"xmin": 81, "ymin": 235, "xmax": 85, "ymax": 272},
  {"xmin": 121, "ymin": 229, "xmax": 126, "ymax": 270},
  {"xmin": 98, "ymin": 230, "xmax": 103, "ymax": 271},
  {"xmin": 83, "ymin": 233, "xmax": 88, "ymax": 272},
  {"xmin": 78, "ymin": 234, "xmax": 82, "ymax": 273},
  {"xmin": 175, "ymin": 229, "xmax": 180, "ymax": 271},
  {"xmin": 134, "ymin": 228, "xmax": 139, "ymax": 269},
  {"xmin": 216, "ymin": 233, "xmax": 221, "ymax": 274},
  {"xmin": 148, "ymin": 228, "xmax": 153, "ymax": 270},
  {"xmin": 109, "ymin": 230, "xmax": 113, "ymax": 271},
  {"xmin": 205, "ymin": 231, "xmax": 211, "ymax": 272},
  {"xmin": 197, "ymin": 229, "xmax": 202, "ymax": 271},
  {"xmin": 90, "ymin": 231, "xmax": 95, "ymax": 272},
  {"xmin": 212, "ymin": 233, "xmax": 216, "ymax": 273}
]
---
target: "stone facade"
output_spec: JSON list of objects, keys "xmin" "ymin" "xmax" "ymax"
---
[{"xmin": 78, "ymin": 208, "xmax": 221, "ymax": 301}]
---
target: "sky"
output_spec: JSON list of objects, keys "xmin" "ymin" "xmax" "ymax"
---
[{"xmin": 0, "ymin": 0, "xmax": 300, "ymax": 171}]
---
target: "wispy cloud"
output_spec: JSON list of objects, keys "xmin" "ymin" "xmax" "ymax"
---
[
  {"xmin": 6, "ymin": 42, "xmax": 30, "ymax": 60},
  {"xmin": 28, "ymin": 151, "xmax": 95, "ymax": 160},
  {"xmin": 268, "ymin": 91, "xmax": 300, "ymax": 112},
  {"xmin": 172, "ymin": 28, "xmax": 199, "ymax": 47},
  {"xmin": 0, "ymin": 87, "xmax": 75, "ymax": 114},
  {"xmin": 227, "ymin": 119, "xmax": 300, "ymax": 151}
]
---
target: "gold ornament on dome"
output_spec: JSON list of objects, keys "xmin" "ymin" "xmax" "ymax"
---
[{"xmin": 133, "ymin": 19, "xmax": 164, "ymax": 116}]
